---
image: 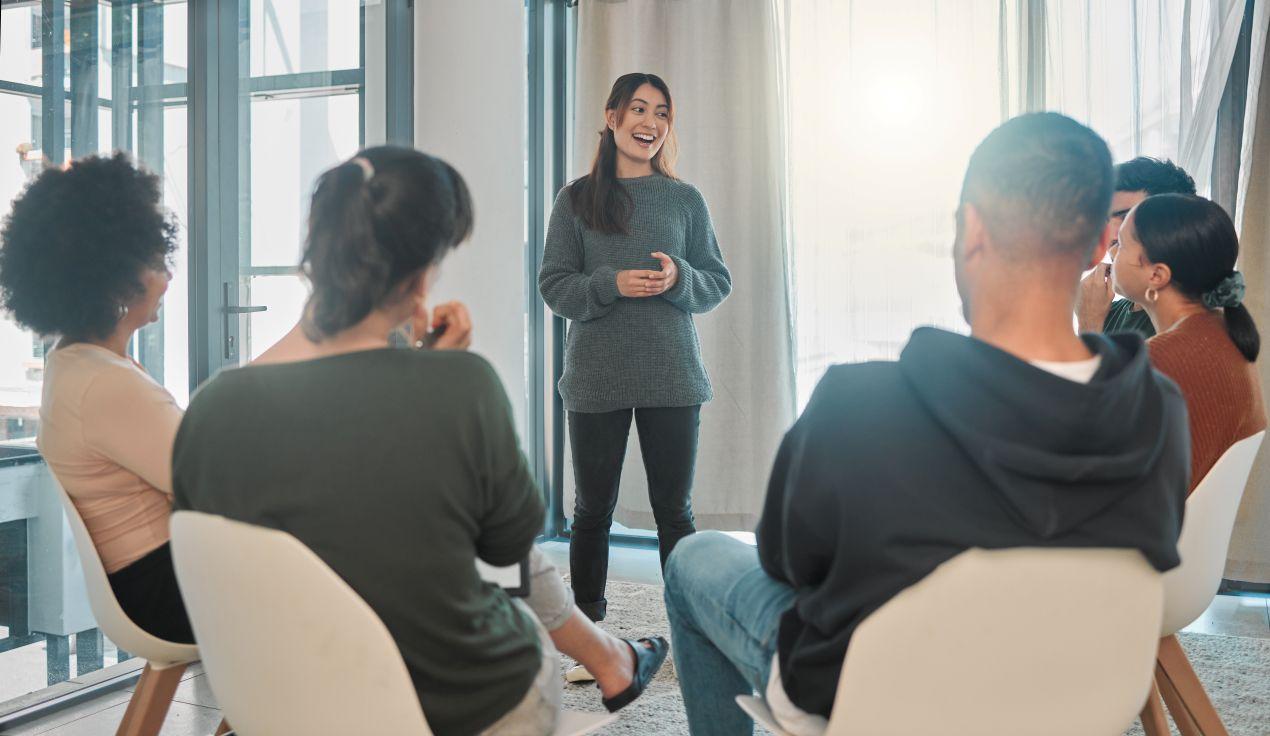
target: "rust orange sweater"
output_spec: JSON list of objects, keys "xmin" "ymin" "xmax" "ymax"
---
[{"xmin": 1148, "ymin": 311, "xmax": 1267, "ymax": 492}]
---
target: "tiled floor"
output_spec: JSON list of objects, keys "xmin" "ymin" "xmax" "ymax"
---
[
  {"xmin": 1, "ymin": 663, "xmax": 221, "ymax": 736},
  {"xmin": 0, "ymin": 639, "xmax": 129, "ymax": 705},
  {"xmin": 1178, "ymin": 591, "xmax": 1270, "ymax": 638},
  {"xmin": 3, "ymin": 545, "xmax": 1268, "ymax": 736}
]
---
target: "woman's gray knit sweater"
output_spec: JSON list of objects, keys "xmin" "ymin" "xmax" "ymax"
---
[{"xmin": 539, "ymin": 175, "xmax": 731, "ymax": 413}]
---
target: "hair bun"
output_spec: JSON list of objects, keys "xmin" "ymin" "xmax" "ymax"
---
[{"xmin": 1202, "ymin": 271, "xmax": 1245, "ymax": 309}]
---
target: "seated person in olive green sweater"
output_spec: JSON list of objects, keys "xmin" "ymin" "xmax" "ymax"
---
[
  {"xmin": 174, "ymin": 148, "xmax": 666, "ymax": 736},
  {"xmin": 1076, "ymin": 157, "xmax": 1196, "ymax": 338}
]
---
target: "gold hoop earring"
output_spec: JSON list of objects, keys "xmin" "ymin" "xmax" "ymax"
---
[{"xmin": 1145, "ymin": 287, "xmax": 1159, "ymax": 304}]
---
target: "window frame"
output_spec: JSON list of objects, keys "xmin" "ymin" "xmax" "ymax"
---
[{"xmin": 0, "ymin": 0, "xmax": 414, "ymax": 725}]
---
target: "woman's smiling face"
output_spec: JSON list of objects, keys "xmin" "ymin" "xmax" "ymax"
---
[{"xmin": 607, "ymin": 83, "xmax": 671, "ymax": 170}]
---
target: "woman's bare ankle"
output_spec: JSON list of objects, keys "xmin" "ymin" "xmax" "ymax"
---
[{"xmin": 593, "ymin": 636, "xmax": 635, "ymax": 698}]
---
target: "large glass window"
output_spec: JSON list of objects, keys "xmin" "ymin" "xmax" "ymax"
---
[
  {"xmin": 0, "ymin": 0, "xmax": 389, "ymax": 720},
  {"xmin": 237, "ymin": 0, "xmax": 365, "ymax": 363},
  {"xmin": 0, "ymin": 0, "xmax": 188, "ymax": 707}
]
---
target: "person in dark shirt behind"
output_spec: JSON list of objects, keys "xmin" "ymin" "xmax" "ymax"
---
[
  {"xmin": 1077, "ymin": 156, "xmax": 1196, "ymax": 338},
  {"xmin": 663, "ymin": 114, "xmax": 1190, "ymax": 736}
]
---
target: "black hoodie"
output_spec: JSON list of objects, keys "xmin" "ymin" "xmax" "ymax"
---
[{"xmin": 756, "ymin": 327, "xmax": 1189, "ymax": 717}]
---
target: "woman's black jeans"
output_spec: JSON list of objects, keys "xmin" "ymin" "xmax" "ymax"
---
[{"xmin": 567, "ymin": 405, "xmax": 700, "ymax": 621}]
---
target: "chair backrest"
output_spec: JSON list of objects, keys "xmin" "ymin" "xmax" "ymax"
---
[
  {"xmin": 52, "ymin": 483, "xmax": 199, "ymax": 666},
  {"xmin": 829, "ymin": 547, "xmax": 1163, "ymax": 736},
  {"xmin": 169, "ymin": 511, "xmax": 433, "ymax": 736},
  {"xmin": 1161, "ymin": 430, "xmax": 1265, "ymax": 635}
]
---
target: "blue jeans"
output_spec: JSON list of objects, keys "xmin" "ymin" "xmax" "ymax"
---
[{"xmin": 664, "ymin": 531, "xmax": 797, "ymax": 736}]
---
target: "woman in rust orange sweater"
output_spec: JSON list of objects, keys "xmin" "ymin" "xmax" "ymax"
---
[{"xmin": 1113, "ymin": 193, "xmax": 1266, "ymax": 491}]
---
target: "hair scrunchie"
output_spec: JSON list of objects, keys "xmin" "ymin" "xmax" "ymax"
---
[{"xmin": 1202, "ymin": 271, "xmax": 1245, "ymax": 309}]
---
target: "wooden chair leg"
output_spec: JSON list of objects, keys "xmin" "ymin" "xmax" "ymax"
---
[
  {"xmin": 1140, "ymin": 675, "xmax": 1170, "ymax": 736},
  {"xmin": 1156, "ymin": 661, "xmax": 1204, "ymax": 736},
  {"xmin": 115, "ymin": 662, "xmax": 187, "ymax": 736},
  {"xmin": 1157, "ymin": 634, "xmax": 1230, "ymax": 736},
  {"xmin": 214, "ymin": 718, "xmax": 233, "ymax": 735}
]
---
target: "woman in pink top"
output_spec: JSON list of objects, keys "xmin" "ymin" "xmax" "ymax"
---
[{"xmin": 0, "ymin": 154, "xmax": 192, "ymax": 643}]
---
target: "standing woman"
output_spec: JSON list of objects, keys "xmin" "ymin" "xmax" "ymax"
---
[{"xmin": 539, "ymin": 73, "xmax": 732, "ymax": 621}]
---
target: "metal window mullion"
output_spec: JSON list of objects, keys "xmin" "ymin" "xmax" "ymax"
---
[
  {"xmin": 131, "ymin": 82, "xmax": 186, "ymax": 104},
  {"xmin": 242, "ymin": 265, "xmax": 300, "ymax": 277},
  {"xmin": 358, "ymin": 1, "xmax": 365, "ymax": 144},
  {"xmin": 41, "ymin": 0, "xmax": 66, "ymax": 165},
  {"xmin": 188, "ymin": 0, "xmax": 240, "ymax": 387},
  {"xmin": 548, "ymin": 0, "xmax": 570, "ymax": 539},
  {"xmin": 246, "ymin": 69, "xmax": 363, "ymax": 96},
  {"xmin": 136, "ymin": 2, "xmax": 164, "ymax": 170},
  {"xmin": 68, "ymin": 0, "xmax": 97, "ymax": 158},
  {"xmin": 385, "ymin": 0, "xmax": 413, "ymax": 146},
  {"xmin": 110, "ymin": 0, "xmax": 132, "ymax": 152},
  {"xmin": 527, "ymin": 0, "xmax": 549, "ymax": 530},
  {"xmin": 135, "ymin": 0, "xmax": 166, "ymax": 383},
  {"xmin": 0, "ymin": 80, "xmax": 42, "ymax": 98},
  {"xmin": 236, "ymin": 0, "xmax": 252, "ymax": 360}
]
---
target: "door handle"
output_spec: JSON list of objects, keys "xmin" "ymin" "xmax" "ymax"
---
[{"xmin": 222, "ymin": 282, "xmax": 268, "ymax": 360}]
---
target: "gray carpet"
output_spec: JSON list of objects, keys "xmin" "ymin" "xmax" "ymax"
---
[
  {"xmin": 1123, "ymin": 632, "xmax": 1270, "ymax": 736},
  {"xmin": 559, "ymin": 580, "xmax": 1270, "ymax": 736}
]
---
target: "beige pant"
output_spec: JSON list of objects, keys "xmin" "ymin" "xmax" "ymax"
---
[{"xmin": 480, "ymin": 548, "xmax": 572, "ymax": 735}]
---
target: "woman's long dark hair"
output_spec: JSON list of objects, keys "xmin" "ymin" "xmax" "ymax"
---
[
  {"xmin": 568, "ymin": 73, "xmax": 678, "ymax": 235},
  {"xmin": 301, "ymin": 146, "xmax": 473, "ymax": 340},
  {"xmin": 1133, "ymin": 193, "xmax": 1259, "ymax": 361}
]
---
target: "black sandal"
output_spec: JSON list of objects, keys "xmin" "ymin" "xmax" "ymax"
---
[{"xmin": 600, "ymin": 636, "xmax": 670, "ymax": 713}]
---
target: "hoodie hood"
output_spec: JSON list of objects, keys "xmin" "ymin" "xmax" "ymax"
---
[{"xmin": 898, "ymin": 327, "xmax": 1178, "ymax": 538}]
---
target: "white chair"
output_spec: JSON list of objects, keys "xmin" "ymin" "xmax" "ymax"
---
[
  {"xmin": 737, "ymin": 547, "xmax": 1163, "ymax": 736},
  {"xmin": 52, "ymin": 484, "xmax": 219, "ymax": 736},
  {"xmin": 1141, "ymin": 430, "xmax": 1265, "ymax": 736},
  {"xmin": 169, "ymin": 511, "xmax": 616, "ymax": 736}
]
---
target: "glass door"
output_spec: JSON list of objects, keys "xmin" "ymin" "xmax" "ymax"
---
[{"xmin": 229, "ymin": 0, "xmax": 367, "ymax": 364}]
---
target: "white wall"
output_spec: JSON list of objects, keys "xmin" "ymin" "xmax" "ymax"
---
[{"xmin": 414, "ymin": 1, "xmax": 528, "ymax": 437}]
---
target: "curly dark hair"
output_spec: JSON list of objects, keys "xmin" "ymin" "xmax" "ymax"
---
[{"xmin": 0, "ymin": 153, "xmax": 177, "ymax": 340}]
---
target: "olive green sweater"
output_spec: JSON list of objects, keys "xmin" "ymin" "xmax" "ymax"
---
[{"xmin": 173, "ymin": 349, "xmax": 543, "ymax": 736}]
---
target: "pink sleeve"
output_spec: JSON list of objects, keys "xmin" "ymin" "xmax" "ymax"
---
[{"xmin": 81, "ymin": 367, "xmax": 184, "ymax": 494}]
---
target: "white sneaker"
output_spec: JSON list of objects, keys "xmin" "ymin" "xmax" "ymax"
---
[{"xmin": 565, "ymin": 664, "xmax": 596, "ymax": 683}]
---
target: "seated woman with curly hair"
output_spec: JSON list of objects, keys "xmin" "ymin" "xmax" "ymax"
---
[{"xmin": 0, "ymin": 153, "xmax": 192, "ymax": 643}]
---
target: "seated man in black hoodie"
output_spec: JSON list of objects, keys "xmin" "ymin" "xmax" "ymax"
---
[{"xmin": 662, "ymin": 112, "xmax": 1189, "ymax": 736}]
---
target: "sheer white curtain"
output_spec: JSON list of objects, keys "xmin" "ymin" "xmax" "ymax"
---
[
  {"xmin": 566, "ymin": 0, "xmax": 793, "ymax": 532},
  {"xmin": 777, "ymin": 0, "xmax": 1008, "ymax": 407},
  {"xmin": 782, "ymin": 0, "xmax": 1251, "ymax": 406},
  {"xmin": 1045, "ymin": 0, "xmax": 1247, "ymax": 191}
]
